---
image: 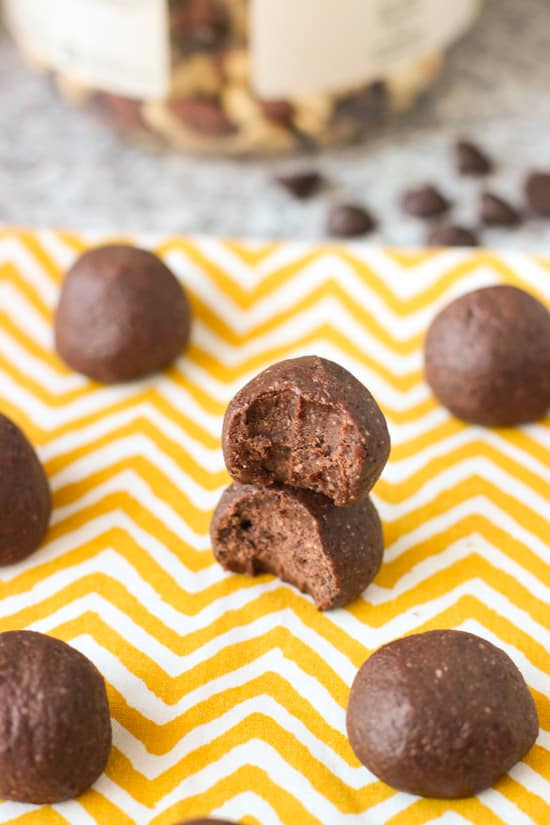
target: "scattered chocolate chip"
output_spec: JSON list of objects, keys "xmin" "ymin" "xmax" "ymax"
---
[
  {"xmin": 55, "ymin": 244, "xmax": 192, "ymax": 383},
  {"xmin": 0, "ymin": 630, "xmax": 112, "ymax": 804},
  {"xmin": 427, "ymin": 223, "xmax": 479, "ymax": 247},
  {"xmin": 424, "ymin": 285, "xmax": 550, "ymax": 426},
  {"xmin": 347, "ymin": 629, "xmax": 538, "ymax": 798},
  {"xmin": 169, "ymin": 98, "xmax": 235, "ymax": 135},
  {"xmin": 480, "ymin": 192, "xmax": 521, "ymax": 227},
  {"xmin": 401, "ymin": 184, "xmax": 451, "ymax": 218},
  {"xmin": 259, "ymin": 99, "xmax": 295, "ymax": 124},
  {"xmin": 455, "ymin": 140, "xmax": 493, "ymax": 176},
  {"xmin": 0, "ymin": 413, "xmax": 51, "ymax": 565},
  {"xmin": 327, "ymin": 203, "xmax": 377, "ymax": 238},
  {"xmin": 222, "ymin": 355, "xmax": 390, "ymax": 506},
  {"xmin": 524, "ymin": 171, "xmax": 550, "ymax": 217},
  {"xmin": 275, "ymin": 170, "xmax": 323, "ymax": 199},
  {"xmin": 211, "ymin": 482, "xmax": 384, "ymax": 610}
]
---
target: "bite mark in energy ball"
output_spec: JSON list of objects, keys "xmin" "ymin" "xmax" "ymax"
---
[
  {"xmin": 425, "ymin": 285, "xmax": 550, "ymax": 426},
  {"xmin": 211, "ymin": 483, "xmax": 384, "ymax": 610},
  {"xmin": 0, "ymin": 413, "xmax": 51, "ymax": 565},
  {"xmin": 55, "ymin": 244, "xmax": 192, "ymax": 383},
  {"xmin": 222, "ymin": 356, "xmax": 390, "ymax": 507},
  {"xmin": 0, "ymin": 630, "xmax": 112, "ymax": 804},
  {"xmin": 346, "ymin": 629, "xmax": 538, "ymax": 799}
]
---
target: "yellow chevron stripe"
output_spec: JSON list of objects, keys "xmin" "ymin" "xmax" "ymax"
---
[{"xmin": 0, "ymin": 230, "xmax": 548, "ymax": 824}]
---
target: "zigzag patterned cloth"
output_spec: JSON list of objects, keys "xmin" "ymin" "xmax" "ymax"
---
[{"xmin": 0, "ymin": 229, "xmax": 548, "ymax": 825}]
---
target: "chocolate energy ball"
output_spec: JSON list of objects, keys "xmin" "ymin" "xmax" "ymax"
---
[
  {"xmin": 0, "ymin": 413, "xmax": 51, "ymax": 565},
  {"xmin": 173, "ymin": 820, "xmax": 239, "ymax": 825},
  {"xmin": 425, "ymin": 285, "xmax": 550, "ymax": 426},
  {"xmin": 210, "ymin": 482, "xmax": 383, "ymax": 610},
  {"xmin": 55, "ymin": 244, "xmax": 192, "ymax": 383},
  {"xmin": 0, "ymin": 630, "xmax": 112, "ymax": 804},
  {"xmin": 222, "ymin": 356, "xmax": 390, "ymax": 507},
  {"xmin": 346, "ymin": 629, "xmax": 538, "ymax": 799}
]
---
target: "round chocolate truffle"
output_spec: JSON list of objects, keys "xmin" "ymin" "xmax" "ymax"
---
[
  {"xmin": 211, "ymin": 482, "xmax": 384, "ymax": 610},
  {"xmin": 55, "ymin": 244, "xmax": 192, "ymax": 383},
  {"xmin": 425, "ymin": 285, "xmax": 550, "ymax": 426},
  {"xmin": 346, "ymin": 629, "xmax": 538, "ymax": 799},
  {"xmin": 222, "ymin": 356, "xmax": 390, "ymax": 507},
  {"xmin": 0, "ymin": 413, "xmax": 51, "ymax": 565},
  {"xmin": 0, "ymin": 630, "xmax": 112, "ymax": 803}
]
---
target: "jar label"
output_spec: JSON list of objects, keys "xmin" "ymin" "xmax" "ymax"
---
[
  {"xmin": 250, "ymin": 0, "xmax": 481, "ymax": 98},
  {"xmin": 5, "ymin": 0, "xmax": 480, "ymax": 102},
  {"xmin": 4, "ymin": 0, "xmax": 170, "ymax": 99}
]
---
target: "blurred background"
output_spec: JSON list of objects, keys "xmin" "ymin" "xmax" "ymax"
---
[{"xmin": 1, "ymin": 0, "xmax": 550, "ymax": 247}]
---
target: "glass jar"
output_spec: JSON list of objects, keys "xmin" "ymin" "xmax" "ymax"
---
[{"xmin": 4, "ymin": 0, "xmax": 481, "ymax": 155}]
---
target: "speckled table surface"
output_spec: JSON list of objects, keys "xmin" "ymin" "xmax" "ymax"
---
[{"xmin": 1, "ymin": 0, "xmax": 550, "ymax": 248}]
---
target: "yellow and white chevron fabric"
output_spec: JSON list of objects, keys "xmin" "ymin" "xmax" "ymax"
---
[{"xmin": 0, "ymin": 228, "xmax": 548, "ymax": 825}]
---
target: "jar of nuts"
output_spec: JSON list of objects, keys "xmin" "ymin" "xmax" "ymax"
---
[{"xmin": 4, "ymin": 0, "xmax": 480, "ymax": 155}]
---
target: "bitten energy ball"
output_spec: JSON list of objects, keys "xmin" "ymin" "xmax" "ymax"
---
[
  {"xmin": 0, "ymin": 630, "xmax": 112, "ymax": 804},
  {"xmin": 0, "ymin": 413, "xmax": 51, "ymax": 565},
  {"xmin": 211, "ymin": 482, "xmax": 383, "ymax": 610},
  {"xmin": 346, "ymin": 630, "xmax": 538, "ymax": 799},
  {"xmin": 55, "ymin": 244, "xmax": 192, "ymax": 383},
  {"xmin": 425, "ymin": 285, "xmax": 550, "ymax": 426},
  {"xmin": 222, "ymin": 356, "xmax": 390, "ymax": 507}
]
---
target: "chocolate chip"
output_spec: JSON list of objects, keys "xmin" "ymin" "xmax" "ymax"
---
[
  {"xmin": 480, "ymin": 192, "xmax": 521, "ymax": 226},
  {"xmin": 259, "ymin": 100, "xmax": 295, "ymax": 124},
  {"xmin": 427, "ymin": 223, "xmax": 479, "ymax": 247},
  {"xmin": 524, "ymin": 171, "xmax": 550, "ymax": 216},
  {"xmin": 327, "ymin": 203, "xmax": 377, "ymax": 238},
  {"xmin": 274, "ymin": 170, "xmax": 323, "ymax": 199},
  {"xmin": 455, "ymin": 140, "xmax": 493, "ymax": 176},
  {"xmin": 401, "ymin": 184, "xmax": 451, "ymax": 218},
  {"xmin": 169, "ymin": 97, "xmax": 235, "ymax": 135}
]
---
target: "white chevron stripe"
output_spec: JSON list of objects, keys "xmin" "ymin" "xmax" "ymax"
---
[
  {"xmin": 369, "ymin": 534, "xmax": 550, "ymax": 604},
  {"xmin": 383, "ymin": 496, "xmax": 549, "ymax": 563},
  {"xmin": 41, "ymin": 402, "xmax": 222, "ymax": 468},
  {"xmin": 0, "ymin": 510, "xmax": 211, "ymax": 584}
]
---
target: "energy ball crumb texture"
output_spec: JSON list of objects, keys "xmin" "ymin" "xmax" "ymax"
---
[
  {"xmin": 222, "ymin": 356, "xmax": 390, "ymax": 507},
  {"xmin": 211, "ymin": 482, "xmax": 384, "ymax": 609}
]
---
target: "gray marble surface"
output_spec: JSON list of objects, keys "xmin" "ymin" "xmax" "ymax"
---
[{"xmin": 1, "ymin": 0, "xmax": 550, "ymax": 248}]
